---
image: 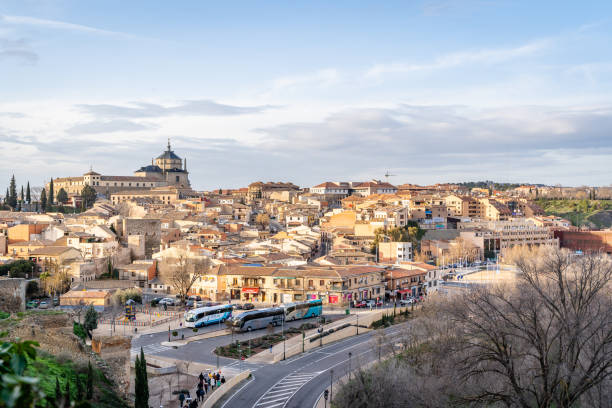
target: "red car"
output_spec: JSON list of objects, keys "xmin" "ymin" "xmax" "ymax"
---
[{"xmin": 353, "ymin": 300, "xmax": 367, "ymax": 308}]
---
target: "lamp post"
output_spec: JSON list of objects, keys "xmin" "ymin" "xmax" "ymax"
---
[
  {"xmin": 282, "ymin": 315, "xmax": 286, "ymax": 361},
  {"xmin": 330, "ymin": 369, "xmax": 334, "ymax": 402},
  {"xmin": 348, "ymin": 352, "xmax": 352, "ymax": 380}
]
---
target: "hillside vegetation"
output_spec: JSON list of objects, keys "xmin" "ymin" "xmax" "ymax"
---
[{"xmin": 535, "ymin": 198, "xmax": 612, "ymax": 228}]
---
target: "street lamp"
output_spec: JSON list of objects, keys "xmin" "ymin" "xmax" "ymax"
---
[
  {"xmin": 282, "ymin": 315, "xmax": 286, "ymax": 360},
  {"xmin": 330, "ymin": 369, "xmax": 334, "ymax": 402},
  {"xmin": 348, "ymin": 352, "xmax": 352, "ymax": 380}
]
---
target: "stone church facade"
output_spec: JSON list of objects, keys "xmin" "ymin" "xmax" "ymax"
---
[{"xmin": 50, "ymin": 140, "xmax": 191, "ymax": 198}]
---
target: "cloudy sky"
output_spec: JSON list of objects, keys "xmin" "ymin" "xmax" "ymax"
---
[{"xmin": 1, "ymin": 0, "xmax": 611, "ymax": 191}]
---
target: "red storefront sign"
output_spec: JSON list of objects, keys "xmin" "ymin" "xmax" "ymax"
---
[
  {"xmin": 241, "ymin": 287, "xmax": 259, "ymax": 294},
  {"xmin": 328, "ymin": 295, "xmax": 339, "ymax": 304}
]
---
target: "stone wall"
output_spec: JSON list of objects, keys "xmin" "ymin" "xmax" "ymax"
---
[
  {"xmin": 122, "ymin": 218, "xmax": 161, "ymax": 258},
  {"xmin": 0, "ymin": 277, "xmax": 27, "ymax": 312}
]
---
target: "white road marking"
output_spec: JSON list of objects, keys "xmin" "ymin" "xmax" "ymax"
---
[
  {"xmin": 130, "ymin": 343, "xmax": 171, "ymax": 356},
  {"xmin": 254, "ymin": 372, "xmax": 321, "ymax": 408}
]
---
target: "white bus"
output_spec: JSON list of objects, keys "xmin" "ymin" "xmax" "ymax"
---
[
  {"xmin": 185, "ymin": 304, "xmax": 233, "ymax": 328},
  {"xmin": 282, "ymin": 299, "xmax": 323, "ymax": 321},
  {"xmin": 229, "ymin": 307, "xmax": 284, "ymax": 332}
]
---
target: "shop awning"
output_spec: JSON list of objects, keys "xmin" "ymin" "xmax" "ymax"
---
[
  {"xmin": 398, "ymin": 289, "xmax": 411, "ymax": 294},
  {"xmin": 241, "ymin": 287, "xmax": 259, "ymax": 294}
]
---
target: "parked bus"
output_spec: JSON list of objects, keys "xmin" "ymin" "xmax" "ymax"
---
[
  {"xmin": 185, "ymin": 304, "xmax": 233, "ymax": 328},
  {"xmin": 282, "ymin": 299, "xmax": 323, "ymax": 321},
  {"xmin": 229, "ymin": 307, "xmax": 284, "ymax": 332}
]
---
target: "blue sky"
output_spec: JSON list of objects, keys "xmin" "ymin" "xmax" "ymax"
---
[{"xmin": 1, "ymin": 0, "xmax": 612, "ymax": 191}]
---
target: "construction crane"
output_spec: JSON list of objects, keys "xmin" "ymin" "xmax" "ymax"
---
[{"xmin": 384, "ymin": 170, "xmax": 396, "ymax": 182}]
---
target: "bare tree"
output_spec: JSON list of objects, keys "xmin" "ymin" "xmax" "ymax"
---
[
  {"xmin": 40, "ymin": 260, "xmax": 71, "ymax": 298},
  {"xmin": 333, "ymin": 248, "xmax": 612, "ymax": 408},
  {"xmin": 0, "ymin": 282, "xmax": 23, "ymax": 313},
  {"xmin": 160, "ymin": 251, "xmax": 210, "ymax": 304},
  {"xmin": 449, "ymin": 248, "xmax": 612, "ymax": 407}
]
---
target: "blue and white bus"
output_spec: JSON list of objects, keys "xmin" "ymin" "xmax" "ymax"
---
[
  {"xmin": 282, "ymin": 299, "xmax": 323, "ymax": 321},
  {"xmin": 229, "ymin": 307, "xmax": 284, "ymax": 332},
  {"xmin": 185, "ymin": 304, "xmax": 233, "ymax": 328}
]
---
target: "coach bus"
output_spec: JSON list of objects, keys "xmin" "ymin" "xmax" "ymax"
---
[
  {"xmin": 185, "ymin": 304, "xmax": 233, "ymax": 328},
  {"xmin": 282, "ymin": 299, "xmax": 323, "ymax": 321},
  {"xmin": 229, "ymin": 307, "xmax": 284, "ymax": 332}
]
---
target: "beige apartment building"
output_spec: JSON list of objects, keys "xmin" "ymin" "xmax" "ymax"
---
[
  {"xmin": 337, "ymin": 265, "xmax": 385, "ymax": 303},
  {"xmin": 221, "ymin": 265, "xmax": 344, "ymax": 305},
  {"xmin": 459, "ymin": 220, "xmax": 559, "ymax": 258}
]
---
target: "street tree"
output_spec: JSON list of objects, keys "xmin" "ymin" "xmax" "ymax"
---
[
  {"xmin": 160, "ymin": 251, "xmax": 210, "ymax": 304},
  {"xmin": 26, "ymin": 182, "xmax": 31, "ymax": 204}
]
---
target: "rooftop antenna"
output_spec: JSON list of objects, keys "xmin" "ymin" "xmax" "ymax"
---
[
  {"xmin": 167, "ymin": 137, "xmax": 171, "ymax": 151},
  {"xmin": 384, "ymin": 170, "xmax": 396, "ymax": 182}
]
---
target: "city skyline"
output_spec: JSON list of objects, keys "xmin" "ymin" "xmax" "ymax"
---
[{"xmin": 1, "ymin": 1, "xmax": 612, "ymax": 189}]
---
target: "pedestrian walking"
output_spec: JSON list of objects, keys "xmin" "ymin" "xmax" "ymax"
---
[
  {"xmin": 179, "ymin": 391, "xmax": 185, "ymax": 407},
  {"xmin": 203, "ymin": 380, "xmax": 209, "ymax": 394},
  {"xmin": 216, "ymin": 378, "xmax": 221, "ymax": 388},
  {"xmin": 199, "ymin": 372, "xmax": 204, "ymax": 383},
  {"xmin": 221, "ymin": 376, "xmax": 225, "ymax": 384}
]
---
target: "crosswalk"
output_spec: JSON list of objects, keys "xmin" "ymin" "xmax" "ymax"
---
[
  {"xmin": 130, "ymin": 343, "xmax": 172, "ymax": 357},
  {"xmin": 254, "ymin": 372, "xmax": 321, "ymax": 408}
]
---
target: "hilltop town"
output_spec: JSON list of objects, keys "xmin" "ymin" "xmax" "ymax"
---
[{"xmin": 1, "ymin": 142, "xmax": 611, "ymax": 407}]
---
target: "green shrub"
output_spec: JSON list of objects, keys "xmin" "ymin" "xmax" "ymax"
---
[
  {"xmin": 0, "ymin": 311, "xmax": 10, "ymax": 320},
  {"xmin": 73, "ymin": 322, "xmax": 87, "ymax": 341},
  {"xmin": 172, "ymin": 331, "xmax": 178, "ymax": 337}
]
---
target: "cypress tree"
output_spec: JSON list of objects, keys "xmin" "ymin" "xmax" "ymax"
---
[
  {"xmin": 40, "ymin": 188, "xmax": 47, "ymax": 212},
  {"xmin": 49, "ymin": 178, "xmax": 54, "ymax": 205},
  {"xmin": 20, "ymin": 185, "xmax": 24, "ymax": 203},
  {"xmin": 134, "ymin": 347, "xmax": 149, "ymax": 408},
  {"xmin": 76, "ymin": 375, "xmax": 83, "ymax": 401},
  {"xmin": 55, "ymin": 377, "xmax": 61, "ymax": 404},
  {"xmin": 86, "ymin": 361, "xmax": 94, "ymax": 400},
  {"xmin": 64, "ymin": 376, "xmax": 71, "ymax": 408},
  {"xmin": 4, "ymin": 187, "xmax": 8, "ymax": 206},
  {"xmin": 26, "ymin": 181, "xmax": 31, "ymax": 203},
  {"xmin": 8, "ymin": 175, "xmax": 17, "ymax": 208}
]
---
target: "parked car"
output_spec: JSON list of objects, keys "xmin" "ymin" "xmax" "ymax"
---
[
  {"xmin": 185, "ymin": 300, "xmax": 195, "ymax": 308},
  {"xmin": 38, "ymin": 301, "xmax": 49, "ymax": 309},
  {"xmin": 365, "ymin": 299, "xmax": 383, "ymax": 308},
  {"xmin": 150, "ymin": 297, "xmax": 163, "ymax": 306},
  {"xmin": 242, "ymin": 303, "xmax": 255, "ymax": 310},
  {"xmin": 158, "ymin": 298, "xmax": 175, "ymax": 306},
  {"xmin": 194, "ymin": 301, "xmax": 206, "ymax": 308},
  {"xmin": 399, "ymin": 298, "xmax": 415, "ymax": 306},
  {"xmin": 232, "ymin": 304, "xmax": 243, "ymax": 310},
  {"xmin": 52, "ymin": 297, "xmax": 59, "ymax": 306},
  {"xmin": 188, "ymin": 295, "xmax": 202, "ymax": 301},
  {"xmin": 26, "ymin": 300, "xmax": 38, "ymax": 309},
  {"xmin": 353, "ymin": 300, "xmax": 367, "ymax": 308}
]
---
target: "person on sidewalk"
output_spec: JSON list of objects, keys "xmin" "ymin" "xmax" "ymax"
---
[
  {"xmin": 221, "ymin": 375, "xmax": 225, "ymax": 385},
  {"xmin": 199, "ymin": 372, "xmax": 204, "ymax": 383},
  {"xmin": 178, "ymin": 391, "xmax": 185, "ymax": 407}
]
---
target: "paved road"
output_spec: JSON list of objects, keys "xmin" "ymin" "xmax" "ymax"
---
[
  {"xmin": 218, "ymin": 322, "xmax": 409, "ymax": 408},
  {"xmin": 131, "ymin": 313, "xmax": 345, "ymax": 367}
]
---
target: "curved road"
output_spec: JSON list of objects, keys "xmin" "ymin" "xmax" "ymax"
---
[{"xmin": 218, "ymin": 322, "xmax": 409, "ymax": 408}]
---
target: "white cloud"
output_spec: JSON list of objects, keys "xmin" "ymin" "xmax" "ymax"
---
[
  {"xmin": 365, "ymin": 39, "xmax": 550, "ymax": 78},
  {"xmin": 270, "ymin": 68, "xmax": 340, "ymax": 91},
  {"xmin": 1, "ymin": 15, "xmax": 130, "ymax": 37}
]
